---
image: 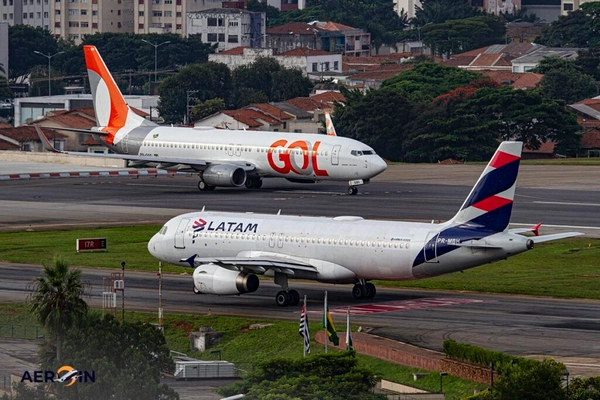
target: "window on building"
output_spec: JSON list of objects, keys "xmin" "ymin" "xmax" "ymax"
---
[
  {"xmin": 229, "ymin": 21, "xmax": 238, "ymax": 26},
  {"xmin": 207, "ymin": 17, "xmax": 217, "ymax": 26},
  {"xmin": 70, "ymin": 33, "xmax": 79, "ymax": 39},
  {"xmin": 29, "ymin": 12, "xmax": 33, "ymax": 18},
  {"xmin": 153, "ymin": 10, "xmax": 162, "ymax": 17},
  {"xmin": 92, "ymin": 22, "xmax": 97, "ymax": 28},
  {"xmin": 92, "ymin": 10, "xmax": 97, "ymax": 15},
  {"xmin": 324, "ymin": 62, "xmax": 330, "ymax": 71},
  {"xmin": 8, "ymin": 12, "xmax": 12, "ymax": 18},
  {"xmin": 176, "ymin": 23, "xmax": 181, "ymax": 29},
  {"xmin": 164, "ymin": 22, "xmax": 171, "ymax": 29},
  {"xmin": 2, "ymin": 14, "xmax": 6, "ymax": 20},
  {"xmin": 23, "ymin": 13, "xmax": 27, "ymax": 19},
  {"xmin": 165, "ymin": 0, "xmax": 171, "ymax": 3},
  {"xmin": 218, "ymin": 18, "xmax": 224, "ymax": 26},
  {"xmin": 69, "ymin": 8, "xmax": 78, "ymax": 15},
  {"xmin": 68, "ymin": 21, "xmax": 79, "ymax": 27},
  {"xmin": 138, "ymin": 23, "xmax": 144, "ymax": 29},
  {"xmin": 152, "ymin": 0, "xmax": 159, "ymax": 3},
  {"xmin": 81, "ymin": 21, "xmax": 88, "ymax": 27},
  {"xmin": 207, "ymin": 33, "xmax": 217, "ymax": 42},
  {"xmin": 176, "ymin": 11, "xmax": 181, "ymax": 17},
  {"xmin": 312, "ymin": 62, "xmax": 317, "ymax": 72},
  {"xmin": 80, "ymin": 9, "xmax": 86, "ymax": 15},
  {"xmin": 44, "ymin": 11, "xmax": 48, "ymax": 17},
  {"xmin": 218, "ymin": 33, "xmax": 225, "ymax": 41},
  {"xmin": 2, "ymin": 0, "xmax": 5, "ymax": 6},
  {"xmin": 138, "ymin": 11, "xmax": 144, "ymax": 16},
  {"xmin": 563, "ymin": 3, "xmax": 573, "ymax": 10},
  {"xmin": 176, "ymin": 0, "xmax": 181, "ymax": 5},
  {"xmin": 37, "ymin": 12, "xmax": 41, "ymax": 18},
  {"xmin": 228, "ymin": 35, "xmax": 238, "ymax": 43},
  {"xmin": 117, "ymin": 9, "xmax": 121, "ymax": 15},
  {"xmin": 139, "ymin": 0, "xmax": 143, "ymax": 3},
  {"xmin": 54, "ymin": 21, "xmax": 60, "ymax": 27},
  {"xmin": 164, "ymin": 10, "xmax": 172, "ymax": 17},
  {"xmin": 117, "ymin": 21, "xmax": 122, "ymax": 28},
  {"xmin": 333, "ymin": 61, "xmax": 339, "ymax": 70}
]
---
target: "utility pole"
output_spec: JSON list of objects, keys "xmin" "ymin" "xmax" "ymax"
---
[
  {"xmin": 33, "ymin": 50, "xmax": 64, "ymax": 96},
  {"xmin": 158, "ymin": 262, "xmax": 163, "ymax": 331},
  {"xmin": 141, "ymin": 39, "xmax": 171, "ymax": 83}
]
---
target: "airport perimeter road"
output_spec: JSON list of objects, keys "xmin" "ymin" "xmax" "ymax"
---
[
  {"xmin": 0, "ymin": 262, "xmax": 599, "ymax": 376},
  {"xmin": 0, "ymin": 166, "xmax": 599, "ymax": 236}
]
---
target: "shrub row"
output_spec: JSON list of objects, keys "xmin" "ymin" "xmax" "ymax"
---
[{"xmin": 442, "ymin": 339, "xmax": 539, "ymax": 374}]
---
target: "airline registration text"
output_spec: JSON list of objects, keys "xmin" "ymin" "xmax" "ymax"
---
[{"xmin": 267, "ymin": 140, "xmax": 329, "ymax": 177}]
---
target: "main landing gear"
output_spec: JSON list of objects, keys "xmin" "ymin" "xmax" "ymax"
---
[
  {"xmin": 245, "ymin": 176, "xmax": 263, "ymax": 189},
  {"xmin": 274, "ymin": 272, "xmax": 300, "ymax": 307},
  {"xmin": 352, "ymin": 280, "xmax": 376, "ymax": 300}
]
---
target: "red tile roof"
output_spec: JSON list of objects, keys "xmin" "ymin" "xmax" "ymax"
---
[
  {"xmin": 512, "ymin": 73, "xmax": 543, "ymax": 89},
  {"xmin": 223, "ymin": 109, "xmax": 281, "ymax": 128},
  {"xmin": 310, "ymin": 91, "xmax": 345, "ymax": 103},
  {"xmin": 577, "ymin": 116, "xmax": 600, "ymax": 128},
  {"xmin": 480, "ymin": 70, "xmax": 542, "ymax": 89},
  {"xmin": 216, "ymin": 46, "xmax": 248, "ymax": 55},
  {"xmin": 523, "ymin": 141, "xmax": 556, "ymax": 154},
  {"xmin": 581, "ymin": 129, "xmax": 600, "ymax": 148},
  {"xmin": 0, "ymin": 126, "xmax": 66, "ymax": 142},
  {"xmin": 36, "ymin": 109, "xmax": 96, "ymax": 129},
  {"xmin": 278, "ymin": 47, "xmax": 333, "ymax": 57},
  {"xmin": 250, "ymin": 103, "xmax": 294, "ymax": 120},
  {"xmin": 0, "ymin": 140, "xmax": 19, "ymax": 150},
  {"xmin": 82, "ymin": 136, "xmax": 101, "ymax": 145},
  {"xmin": 285, "ymin": 97, "xmax": 330, "ymax": 112},
  {"xmin": 574, "ymin": 97, "xmax": 600, "ymax": 112},
  {"xmin": 266, "ymin": 22, "xmax": 322, "ymax": 35},
  {"xmin": 320, "ymin": 21, "xmax": 356, "ymax": 31}
]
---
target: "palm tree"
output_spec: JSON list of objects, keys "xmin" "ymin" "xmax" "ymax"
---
[{"xmin": 29, "ymin": 255, "xmax": 89, "ymax": 363}]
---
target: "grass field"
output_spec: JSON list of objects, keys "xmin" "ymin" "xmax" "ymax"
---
[
  {"xmin": 0, "ymin": 226, "xmax": 598, "ymax": 299},
  {"xmin": 0, "ymin": 303, "xmax": 485, "ymax": 399}
]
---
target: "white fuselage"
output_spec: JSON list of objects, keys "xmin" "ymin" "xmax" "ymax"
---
[
  {"xmin": 148, "ymin": 211, "xmax": 532, "ymax": 283},
  {"xmin": 103, "ymin": 126, "xmax": 387, "ymax": 182}
]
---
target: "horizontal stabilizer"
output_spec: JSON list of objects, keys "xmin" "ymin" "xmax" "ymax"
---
[
  {"xmin": 49, "ymin": 126, "xmax": 109, "ymax": 136},
  {"xmin": 531, "ymin": 232, "xmax": 583, "ymax": 243}
]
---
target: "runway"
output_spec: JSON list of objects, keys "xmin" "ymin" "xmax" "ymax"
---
[{"xmin": 1, "ymin": 162, "xmax": 600, "ymax": 376}]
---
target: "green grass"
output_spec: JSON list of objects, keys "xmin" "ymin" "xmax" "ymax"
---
[
  {"xmin": 1, "ymin": 303, "xmax": 484, "ymax": 399},
  {"xmin": 1, "ymin": 226, "xmax": 599, "ymax": 299}
]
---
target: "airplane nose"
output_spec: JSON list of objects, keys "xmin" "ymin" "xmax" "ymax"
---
[
  {"xmin": 371, "ymin": 157, "xmax": 387, "ymax": 176},
  {"xmin": 147, "ymin": 234, "xmax": 159, "ymax": 257}
]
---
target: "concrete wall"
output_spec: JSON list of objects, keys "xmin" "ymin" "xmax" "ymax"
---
[{"xmin": 0, "ymin": 151, "xmax": 126, "ymax": 168}]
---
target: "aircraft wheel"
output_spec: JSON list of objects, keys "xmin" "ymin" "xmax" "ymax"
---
[
  {"xmin": 245, "ymin": 177, "xmax": 263, "ymax": 189},
  {"xmin": 245, "ymin": 179, "xmax": 254, "ymax": 189},
  {"xmin": 288, "ymin": 290, "xmax": 300, "ymax": 306},
  {"xmin": 254, "ymin": 178, "xmax": 263, "ymax": 189},
  {"xmin": 347, "ymin": 186, "xmax": 358, "ymax": 195},
  {"xmin": 193, "ymin": 284, "xmax": 201, "ymax": 294},
  {"xmin": 365, "ymin": 282, "xmax": 376, "ymax": 299},
  {"xmin": 352, "ymin": 284, "xmax": 366, "ymax": 300},
  {"xmin": 275, "ymin": 290, "xmax": 290, "ymax": 307},
  {"xmin": 198, "ymin": 180, "xmax": 208, "ymax": 191}
]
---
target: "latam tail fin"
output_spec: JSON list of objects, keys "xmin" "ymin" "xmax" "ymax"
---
[
  {"xmin": 324, "ymin": 111, "xmax": 337, "ymax": 136},
  {"xmin": 448, "ymin": 141, "xmax": 523, "ymax": 233},
  {"xmin": 83, "ymin": 46, "xmax": 153, "ymax": 145}
]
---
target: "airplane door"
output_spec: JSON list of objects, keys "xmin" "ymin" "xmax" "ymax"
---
[
  {"xmin": 277, "ymin": 233, "xmax": 284, "ymax": 248},
  {"xmin": 423, "ymin": 232, "xmax": 439, "ymax": 263},
  {"xmin": 331, "ymin": 145, "xmax": 341, "ymax": 166},
  {"xmin": 269, "ymin": 233, "xmax": 276, "ymax": 248},
  {"xmin": 174, "ymin": 218, "xmax": 190, "ymax": 249}
]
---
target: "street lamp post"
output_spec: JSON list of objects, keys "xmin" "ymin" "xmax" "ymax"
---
[
  {"xmin": 141, "ymin": 39, "xmax": 171, "ymax": 83},
  {"xmin": 33, "ymin": 50, "xmax": 65, "ymax": 96},
  {"xmin": 439, "ymin": 372, "xmax": 448, "ymax": 393}
]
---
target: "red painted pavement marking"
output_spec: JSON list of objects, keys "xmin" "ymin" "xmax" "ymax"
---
[{"xmin": 308, "ymin": 298, "xmax": 486, "ymax": 316}]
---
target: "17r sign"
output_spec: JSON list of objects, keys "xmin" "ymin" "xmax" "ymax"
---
[{"xmin": 76, "ymin": 238, "xmax": 107, "ymax": 252}]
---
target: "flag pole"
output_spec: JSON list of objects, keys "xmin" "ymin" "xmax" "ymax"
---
[
  {"xmin": 299, "ymin": 294, "xmax": 310, "ymax": 357},
  {"xmin": 346, "ymin": 306, "xmax": 353, "ymax": 351},
  {"xmin": 324, "ymin": 291, "xmax": 328, "ymax": 354}
]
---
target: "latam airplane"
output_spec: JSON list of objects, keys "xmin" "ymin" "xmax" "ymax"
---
[
  {"xmin": 36, "ymin": 46, "xmax": 387, "ymax": 195},
  {"xmin": 147, "ymin": 141, "xmax": 582, "ymax": 306}
]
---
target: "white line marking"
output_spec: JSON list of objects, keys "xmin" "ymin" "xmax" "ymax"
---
[{"xmin": 533, "ymin": 201, "xmax": 600, "ymax": 207}]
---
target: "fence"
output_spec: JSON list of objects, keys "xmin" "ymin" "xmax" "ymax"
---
[{"xmin": 0, "ymin": 324, "xmax": 44, "ymax": 339}]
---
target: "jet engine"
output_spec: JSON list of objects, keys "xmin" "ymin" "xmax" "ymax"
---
[
  {"xmin": 203, "ymin": 164, "xmax": 246, "ymax": 187},
  {"xmin": 193, "ymin": 264, "xmax": 259, "ymax": 295}
]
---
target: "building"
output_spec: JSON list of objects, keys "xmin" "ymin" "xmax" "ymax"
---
[
  {"xmin": 134, "ymin": 0, "xmax": 224, "ymax": 36},
  {"xmin": 14, "ymin": 94, "xmax": 157, "ymax": 127},
  {"xmin": 521, "ymin": 0, "xmax": 561, "ymax": 21},
  {"xmin": 263, "ymin": 0, "xmax": 305, "ymax": 11},
  {"xmin": 187, "ymin": 8, "xmax": 265, "ymax": 51},
  {"xmin": 0, "ymin": 125, "xmax": 66, "ymax": 152},
  {"xmin": 561, "ymin": 0, "xmax": 596, "ymax": 15},
  {"xmin": 394, "ymin": 0, "xmax": 521, "ymax": 19},
  {"xmin": 0, "ymin": 0, "xmax": 50, "ymax": 30},
  {"xmin": 444, "ymin": 43, "xmax": 536, "ymax": 71},
  {"xmin": 0, "ymin": 22, "xmax": 7, "ymax": 79},
  {"xmin": 568, "ymin": 97, "xmax": 600, "ymax": 157},
  {"xmin": 346, "ymin": 64, "xmax": 413, "ymax": 90},
  {"xmin": 315, "ymin": 21, "xmax": 370, "ymax": 58},
  {"xmin": 511, "ymin": 46, "xmax": 580, "ymax": 72},
  {"xmin": 265, "ymin": 22, "xmax": 322, "ymax": 54}
]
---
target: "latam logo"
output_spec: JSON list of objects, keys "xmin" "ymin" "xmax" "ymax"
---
[
  {"xmin": 21, "ymin": 365, "xmax": 96, "ymax": 386},
  {"xmin": 192, "ymin": 218, "xmax": 207, "ymax": 232},
  {"xmin": 267, "ymin": 139, "xmax": 329, "ymax": 177},
  {"xmin": 199, "ymin": 221, "xmax": 259, "ymax": 233}
]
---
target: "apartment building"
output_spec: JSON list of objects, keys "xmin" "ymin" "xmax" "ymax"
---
[
  {"xmin": 187, "ymin": 8, "xmax": 264, "ymax": 50},
  {"xmin": 0, "ymin": 0, "xmax": 51, "ymax": 30},
  {"xmin": 561, "ymin": 0, "xmax": 595, "ymax": 15},
  {"xmin": 134, "ymin": 0, "xmax": 224, "ymax": 36}
]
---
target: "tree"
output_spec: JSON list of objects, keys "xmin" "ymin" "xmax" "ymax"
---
[
  {"xmin": 413, "ymin": 0, "xmax": 480, "ymax": 26},
  {"xmin": 333, "ymin": 88, "xmax": 414, "ymax": 161},
  {"xmin": 422, "ymin": 15, "xmax": 506, "ymax": 58},
  {"xmin": 575, "ymin": 45, "xmax": 600, "ymax": 80},
  {"xmin": 157, "ymin": 62, "xmax": 233, "ymax": 123},
  {"xmin": 189, "ymin": 98, "xmax": 226, "ymax": 122},
  {"xmin": 219, "ymin": 352, "xmax": 380, "ymax": 400},
  {"xmin": 535, "ymin": 9, "xmax": 598, "ymax": 47},
  {"xmin": 492, "ymin": 359, "xmax": 566, "ymax": 400},
  {"xmin": 28, "ymin": 255, "xmax": 89, "ymax": 364},
  {"xmin": 41, "ymin": 313, "xmax": 178, "ymax": 400},
  {"xmin": 532, "ymin": 56, "xmax": 598, "ymax": 103},
  {"xmin": 9, "ymin": 25, "xmax": 59, "ymax": 80},
  {"xmin": 381, "ymin": 62, "xmax": 483, "ymax": 103},
  {"xmin": 569, "ymin": 376, "xmax": 600, "ymax": 400}
]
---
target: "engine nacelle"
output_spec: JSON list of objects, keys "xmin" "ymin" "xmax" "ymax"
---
[
  {"xmin": 193, "ymin": 264, "xmax": 259, "ymax": 295},
  {"xmin": 203, "ymin": 164, "xmax": 246, "ymax": 187}
]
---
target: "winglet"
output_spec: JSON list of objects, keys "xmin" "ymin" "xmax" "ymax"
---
[
  {"xmin": 34, "ymin": 125, "xmax": 60, "ymax": 153},
  {"xmin": 532, "ymin": 222, "xmax": 542, "ymax": 236},
  {"xmin": 185, "ymin": 254, "xmax": 197, "ymax": 268},
  {"xmin": 325, "ymin": 111, "xmax": 337, "ymax": 136}
]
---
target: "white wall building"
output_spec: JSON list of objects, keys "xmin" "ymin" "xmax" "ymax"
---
[
  {"xmin": 561, "ymin": 0, "xmax": 595, "ymax": 15},
  {"xmin": 134, "ymin": 0, "xmax": 223, "ymax": 36},
  {"xmin": 0, "ymin": 22, "xmax": 7, "ymax": 79},
  {"xmin": 187, "ymin": 8, "xmax": 265, "ymax": 51}
]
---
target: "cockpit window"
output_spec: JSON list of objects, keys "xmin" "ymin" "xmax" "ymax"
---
[
  {"xmin": 351, "ymin": 150, "xmax": 375, "ymax": 156},
  {"xmin": 159, "ymin": 225, "xmax": 168, "ymax": 235}
]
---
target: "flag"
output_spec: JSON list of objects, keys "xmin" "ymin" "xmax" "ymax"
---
[
  {"xmin": 299, "ymin": 296, "xmax": 310, "ymax": 355},
  {"xmin": 346, "ymin": 307, "xmax": 353, "ymax": 351},
  {"xmin": 322, "ymin": 291, "xmax": 339, "ymax": 346}
]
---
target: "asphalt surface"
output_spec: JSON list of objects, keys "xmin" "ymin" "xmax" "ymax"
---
[{"xmin": 1, "ymin": 161, "xmax": 600, "ymax": 383}]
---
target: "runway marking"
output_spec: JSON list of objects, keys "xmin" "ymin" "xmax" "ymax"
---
[
  {"xmin": 310, "ymin": 298, "xmax": 486, "ymax": 315},
  {"xmin": 533, "ymin": 201, "xmax": 600, "ymax": 207}
]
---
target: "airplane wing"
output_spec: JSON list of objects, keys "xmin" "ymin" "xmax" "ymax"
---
[
  {"xmin": 509, "ymin": 223, "xmax": 542, "ymax": 236},
  {"xmin": 181, "ymin": 253, "xmax": 318, "ymax": 276},
  {"xmin": 531, "ymin": 232, "xmax": 583, "ymax": 243},
  {"xmin": 34, "ymin": 125, "xmax": 255, "ymax": 172}
]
